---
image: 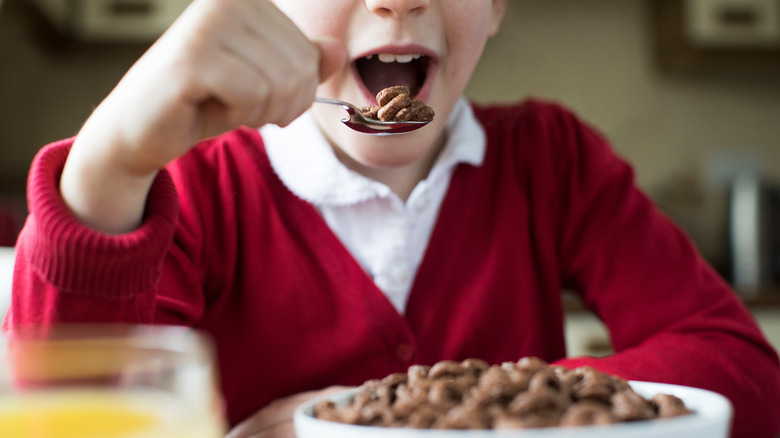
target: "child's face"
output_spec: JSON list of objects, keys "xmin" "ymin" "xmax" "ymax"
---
[{"xmin": 272, "ymin": 0, "xmax": 505, "ymax": 172}]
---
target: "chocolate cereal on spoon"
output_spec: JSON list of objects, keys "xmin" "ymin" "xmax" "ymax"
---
[
  {"xmin": 315, "ymin": 85, "xmax": 434, "ymax": 135},
  {"xmin": 359, "ymin": 86, "xmax": 435, "ymax": 123}
]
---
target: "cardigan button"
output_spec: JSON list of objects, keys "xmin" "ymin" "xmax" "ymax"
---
[
  {"xmin": 395, "ymin": 343, "xmax": 414, "ymax": 363},
  {"xmin": 391, "ymin": 265, "xmax": 410, "ymax": 284}
]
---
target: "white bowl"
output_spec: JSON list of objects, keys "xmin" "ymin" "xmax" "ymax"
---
[{"xmin": 294, "ymin": 381, "xmax": 732, "ymax": 438}]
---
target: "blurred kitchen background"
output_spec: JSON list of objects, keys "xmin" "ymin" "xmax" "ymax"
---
[{"xmin": 1, "ymin": 0, "xmax": 779, "ymax": 352}]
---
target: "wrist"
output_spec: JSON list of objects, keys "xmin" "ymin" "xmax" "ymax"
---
[{"xmin": 60, "ymin": 133, "xmax": 160, "ymax": 234}]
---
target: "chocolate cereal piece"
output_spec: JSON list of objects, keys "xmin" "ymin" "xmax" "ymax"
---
[
  {"xmin": 460, "ymin": 358, "xmax": 490, "ymax": 375},
  {"xmin": 611, "ymin": 389, "xmax": 655, "ymax": 421},
  {"xmin": 560, "ymin": 401, "xmax": 615, "ymax": 426},
  {"xmin": 571, "ymin": 366, "xmax": 619, "ymax": 403},
  {"xmin": 429, "ymin": 360, "xmax": 468, "ymax": 379},
  {"xmin": 407, "ymin": 404, "xmax": 438, "ymax": 428},
  {"xmin": 376, "ymin": 93, "xmax": 411, "ymax": 121},
  {"xmin": 477, "ymin": 365, "xmax": 527, "ymax": 401},
  {"xmin": 377, "ymin": 85, "xmax": 411, "ymax": 106},
  {"xmin": 411, "ymin": 104, "xmax": 435, "ymax": 121},
  {"xmin": 651, "ymin": 393, "xmax": 692, "ymax": 418},
  {"xmin": 359, "ymin": 106, "xmax": 380, "ymax": 120},
  {"xmin": 435, "ymin": 404, "xmax": 491, "ymax": 429},
  {"xmin": 393, "ymin": 100, "xmax": 423, "ymax": 122},
  {"xmin": 407, "ymin": 364, "xmax": 431, "ymax": 387}
]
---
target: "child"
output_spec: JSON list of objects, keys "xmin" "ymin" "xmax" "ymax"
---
[{"xmin": 6, "ymin": 0, "xmax": 780, "ymax": 437}]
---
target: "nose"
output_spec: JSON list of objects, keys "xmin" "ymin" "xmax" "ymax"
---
[{"xmin": 365, "ymin": 0, "xmax": 429, "ymax": 18}]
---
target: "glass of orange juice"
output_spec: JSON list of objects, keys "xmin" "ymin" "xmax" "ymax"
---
[{"xmin": 0, "ymin": 324, "xmax": 226, "ymax": 438}]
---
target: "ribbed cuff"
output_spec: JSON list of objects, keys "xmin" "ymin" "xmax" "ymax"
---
[{"xmin": 20, "ymin": 139, "xmax": 180, "ymax": 298}]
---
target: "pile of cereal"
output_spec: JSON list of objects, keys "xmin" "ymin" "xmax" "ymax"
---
[
  {"xmin": 313, "ymin": 357, "xmax": 691, "ymax": 429},
  {"xmin": 359, "ymin": 86, "xmax": 435, "ymax": 122}
]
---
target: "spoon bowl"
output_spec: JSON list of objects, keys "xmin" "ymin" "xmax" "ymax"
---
[{"xmin": 314, "ymin": 98, "xmax": 432, "ymax": 135}]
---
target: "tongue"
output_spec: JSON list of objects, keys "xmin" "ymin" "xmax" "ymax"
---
[{"xmin": 358, "ymin": 59, "xmax": 421, "ymax": 99}]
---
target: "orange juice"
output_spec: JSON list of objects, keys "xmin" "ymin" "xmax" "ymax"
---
[{"xmin": 0, "ymin": 389, "xmax": 224, "ymax": 438}]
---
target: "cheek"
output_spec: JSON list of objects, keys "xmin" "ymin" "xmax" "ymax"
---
[
  {"xmin": 442, "ymin": 4, "xmax": 493, "ymax": 76},
  {"xmin": 447, "ymin": 3, "xmax": 494, "ymax": 52}
]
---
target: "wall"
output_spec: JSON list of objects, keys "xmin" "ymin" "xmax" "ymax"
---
[
  {"xmin": 469, "ymin": 0, "xmax": 780, "ymax": 183},
  {"xmin": 0, "ymin": 0, "xmax": 147, "ymax": 189}
]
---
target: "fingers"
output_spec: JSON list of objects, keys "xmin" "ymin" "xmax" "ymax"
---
[
  {"xmin": 241, "ymin": 422, "xmax": 295, "ymax": 438},
  {"xmin": 90, "ymin": 0, "xmax": 348, "ymax": 168},
  {"xmin": 227, "ymin": 386, "xmax": 351, "ymax": 438},
  {"xmin": 178, "ymin": 0, "xmax": 330, "ymax": 135},
  {"xmin": 238, "ymin": 0, "xmax": 322, "ymax": 125},
  {"xmin": 200, "ymin": 37, "xmax": 314, "ymax": 131}
]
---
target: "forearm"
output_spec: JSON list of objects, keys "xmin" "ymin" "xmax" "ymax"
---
[
  {"xmin": 60, "ymin": 135, "xmax": 158, "ymax": 234},
  {"xmin": 556, "ymin": 327, "xmax": 780, "ymax": 438},
  {"xmin": 6, "ymin": 140, "xmax": 185, "ymax": 329},
  {"xmin": 550, "ymin": 107, "xmax": 780, "ymax": 438}
]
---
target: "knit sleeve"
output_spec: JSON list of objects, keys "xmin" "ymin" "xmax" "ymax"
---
[
  {"xmin": 542, "ymin": 105, "xmax": 780, "ymax": 438},
  {"xmin": 4, "ymin": 139, "xmax": 197, "ymax": 326}
]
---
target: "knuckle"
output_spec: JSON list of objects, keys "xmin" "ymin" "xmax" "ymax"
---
[
  {"xmin": 300, "ymin": 55, "xmax": 320, "ymax": 79},
  {"xmin": 278, "ymin": 76, "xmax": 304, "ymax": 98},
  {"xmin": 249, "ymin": 80, "xmax": 270, "ymax": 105}
]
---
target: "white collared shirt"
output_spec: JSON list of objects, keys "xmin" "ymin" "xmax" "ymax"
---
[{"xmin": 261, "ymin": 98, "xmax": 486, "ymax": 314}]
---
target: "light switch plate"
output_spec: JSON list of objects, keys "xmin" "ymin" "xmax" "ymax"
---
[
  {"xmin": 685, "ymin": 0, "xmax": 780, "ymax": 47},
  {"xmin": 30, "ymin": 0, "xmax": 191, "ymax": 42}
]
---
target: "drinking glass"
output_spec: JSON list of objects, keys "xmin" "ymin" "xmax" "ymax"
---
[{"xmin": 0, "ymin": 324, "xmax": 226, "ymax": 438}]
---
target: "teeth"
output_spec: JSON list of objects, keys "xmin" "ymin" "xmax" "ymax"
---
[
  {"xmin": 373, "ymin": 53, "xmax": 423, "ymax": 63},
  {"xmin": 377, "ymin": 53, "xmax": 396, "ymax": 63}
]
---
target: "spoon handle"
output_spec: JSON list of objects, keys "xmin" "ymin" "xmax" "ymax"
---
[{"xmin": 314, "ymin": 98, "xmax": 359, "ymax": 115}]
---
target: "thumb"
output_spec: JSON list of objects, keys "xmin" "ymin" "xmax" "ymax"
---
[{"xmin": 314, "ymin": 37, "xmax": 347, "ymax": 82}]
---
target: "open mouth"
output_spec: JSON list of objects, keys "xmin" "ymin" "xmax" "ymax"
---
[{"xmin": 354, "ymin": 53, "xmax": 432, "ymax": 101}]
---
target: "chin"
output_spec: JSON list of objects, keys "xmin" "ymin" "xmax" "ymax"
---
[{"xmin": 336, "ymin": 121, "xmax": 445, "ymax": 170}]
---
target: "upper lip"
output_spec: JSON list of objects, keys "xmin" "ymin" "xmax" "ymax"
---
[{"xmin": 351, "ymin": 44, "xmax": 438, "ymax": 63}]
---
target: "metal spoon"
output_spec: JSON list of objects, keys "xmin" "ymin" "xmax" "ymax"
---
[{"xmin": 314, "ymin": 98, "xmax": 432, "ymax": 135}]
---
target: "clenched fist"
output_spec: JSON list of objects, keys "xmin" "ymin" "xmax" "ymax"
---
[{"xmin": 60, "ymin": 0, "xmax": 346, "ymax": 233}]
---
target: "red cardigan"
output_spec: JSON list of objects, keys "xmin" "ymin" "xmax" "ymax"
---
[{"xmin": 7, "ymin": 100, "xmax": 780, "ymax": 437}]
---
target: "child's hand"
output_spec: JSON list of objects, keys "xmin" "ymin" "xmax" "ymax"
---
[
  {"xmin": 60, "ymin": 0, "xmax": 345, "ymax": 233},
  {"xmin": 225, "ymin": 386, "xmax": 352, "ymax": 438}
]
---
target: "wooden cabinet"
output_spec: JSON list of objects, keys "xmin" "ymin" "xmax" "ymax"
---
[
  {"xmin": 651, "ymin": 0, "xmax": 780, "ymax": 75},
  {"xmin": 31, "ymin": 0, "xmax": 189, "ymax": 42},
  {"xmin": 563, "ymin": 290, "xmax": 780, "ymax": 357}
]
